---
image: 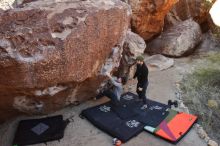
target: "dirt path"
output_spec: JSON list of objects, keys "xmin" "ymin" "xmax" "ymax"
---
[{"xmin": 0, "ymin": 58, "xmax": 206, "ymax": 146}]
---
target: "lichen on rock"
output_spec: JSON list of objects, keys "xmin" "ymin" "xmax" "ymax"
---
[{"xmin": 0, "ymin": 0, "xmax": 131, "ymax": 123}]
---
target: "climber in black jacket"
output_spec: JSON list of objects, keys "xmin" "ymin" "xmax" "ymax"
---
[{"xmin": 133, "ymin": 55, "xmax": 149, "ymax": 109}]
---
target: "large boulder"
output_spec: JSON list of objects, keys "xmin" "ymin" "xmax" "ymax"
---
[
  {"xmin": 165, "ymin": 0, "xmax": 211, "ymax": 30},
  {"xmin": 0, "ymin": 0, "xmax": 130, "ymax": 123},
  {"xmin": 146, "ymin": 19, "xmax": 202, "ymax": 57},
  {"xmin": 116, "ymin": 30, "xmax": 146, "ymax": 78},
  {"xmin": 124, "ymin": 30, "xmax": 146, "ymax": 58},
  {"xmin": 126, "ymin": 0, "xmax": 178, "ymax": 40}
]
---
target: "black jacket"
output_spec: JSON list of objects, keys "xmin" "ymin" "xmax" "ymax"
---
[{"xmin": 133, "ymin": 63, "xmax": 148, "ymax": 87}]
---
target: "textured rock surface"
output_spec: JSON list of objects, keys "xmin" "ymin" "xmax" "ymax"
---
[
  {"xmin": 165, "ymin": 0, "xmax": 210, "ymax": 29},
  {"xmin": 195, "ymin": 32, "xmax": 220, "ymax": 54},
  {"xmin": 127, "ymin": 0, "xmax": 178, "ymax": 40},
  {"xmin": 117, "ymin": 30, "xmax": 146, "ymax": 78},
  {"xmin": 146, "ymin": 19, "xmax": 202, "ymax": 57},
  {"xmin": 125, "ymin": 30, "xmax": 146, "ymax": 57},
  {"xmin": 0, "ymin": 0, "xmax": 130, "ymax": 123},
  {"xmin": 0, "ymin": 0, "xmax": 15, "ymax": 10},
  {"xmin": 208, "ymin": 140, "xmax": 219, "ymax": 146},
  {"xmin": 145, "ymin": 54, "xmax": 174, "ymax": 71}
]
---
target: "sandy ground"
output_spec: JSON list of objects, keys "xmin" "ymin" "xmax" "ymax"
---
[{"xmin": 0, "ymin": 58, "xmax": 206, "ymax": 146}]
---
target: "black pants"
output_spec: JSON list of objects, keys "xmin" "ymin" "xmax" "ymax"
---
[
  {"xmin": 136, "ymin": 81, "xmax": 148, "ymax": 104},
  {"xmin": 96, "ymin": 90, "xmax": 119, "ymax": 106}
]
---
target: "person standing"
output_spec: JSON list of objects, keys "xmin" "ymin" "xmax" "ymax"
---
[{"xmin": 133, "ymin": 56, "xmax": 149, "ymax": 109}]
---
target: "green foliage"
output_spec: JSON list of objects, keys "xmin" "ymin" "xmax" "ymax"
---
[
  {"xmin": 192, "ymin": 68, "xmax": 220, "ymax": 87},
  {"xmin": 211, "ymin": 26, "xmax": 220, "ymax": 40},
  {"xmin": 207, "ymin": 53, "xmax": 220, "ymax": 63},
  {"xmin": 208, "ymin": 100, "xmax": 218, "ymax": 109},
  {"xmin": 203, "ymin": 0, "xmax": 213, "ymax": 9}
]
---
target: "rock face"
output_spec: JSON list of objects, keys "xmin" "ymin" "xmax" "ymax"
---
[
  {"xmin": 0, "ymin": 0, "xmax": 15, "ymax": 10},
  {"xmin": 208, "ymin": 140, "xmax": 219, "ymax": 146},
  {"xmin": 127, "ymin": 0, "xmax": 178, "ymax": 40},
  {"xmin": 117, "ymin": 30, "xmax": 146, "ymax": 78},
  {"xmin": 145, "ymin": 54, "xmax": 174, "ymax": 71},
  {"xmin": 195, "ymin": 32, "xmax": 220, "ymax": 55},
  {"xmin": 146, "ymin": 19, "xmax": 202, "ymax": 57},
  {"xmin": 165, "ymin": 0, "xmax": 210, "ymax": 29},
  {"xmin": 124, "ymin": 30, "xmax": 146, "ymax": 58},
  {"xmin": 0, "ymin": 0, "xmax": 130, "ymax": 123}
]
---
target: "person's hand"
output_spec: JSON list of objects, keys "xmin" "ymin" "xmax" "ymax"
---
[
  {"xmin": 105, "ymin": 72, "xmax": 111, "ymax": 77},
  {"xmin": 138, "ymin": 87, "xmax": 143, "ymax": 91}
]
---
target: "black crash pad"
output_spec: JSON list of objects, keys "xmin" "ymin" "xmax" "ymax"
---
[
  {"xmin": 81, "ymin": 92, "xmax": 170, "ymax": 142},
  {"xmin": 132, "ymin": 99, "xmax": 169, "ymax": 127},
  {"xmin": 82, "ymin": 102, "xmax": 145, "ymax": 142},
  {"xmin": 120, "ymin": 92, "xmax": 169, "ymax": 127},
  {"xmin": 13, "ymin": 115, "xmax": 68, "ymax": 146}
]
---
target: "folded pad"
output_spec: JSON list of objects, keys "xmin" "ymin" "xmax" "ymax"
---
[
  {"xmin": 144, "ymin": 109, "xmax": 197, "ymax": 143},
  {"xmin": 155, "ymin": 111, "xmax": 197, "ymax": 143}
]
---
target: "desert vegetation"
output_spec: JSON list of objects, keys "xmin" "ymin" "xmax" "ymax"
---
[{"xmin": 181, "ymin": 53, "xmax": 220, "ymax": 143}]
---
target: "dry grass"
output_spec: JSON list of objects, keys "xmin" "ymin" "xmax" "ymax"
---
[{"xmin": 181, "ymin": 53, "xmax": 220, "ymax": 143}]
